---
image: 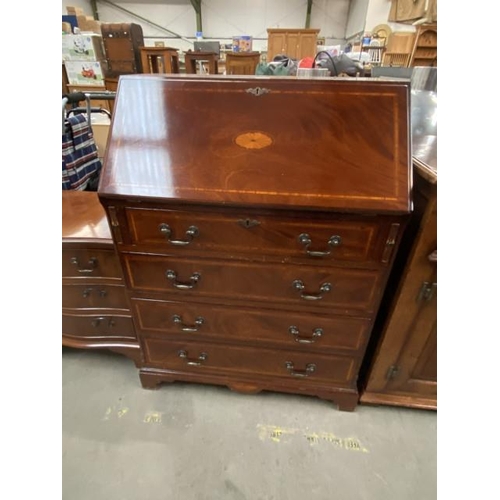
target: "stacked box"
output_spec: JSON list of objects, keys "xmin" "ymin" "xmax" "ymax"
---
[
  {"xmin": 232, "ymin": 36, "xmax": 253, "ymax": 52},
  {"xmin": 64, "ymin": 60, "xmax": 108, "ymax": 86},
  {"xmin": 63, "ymin": 34, "xmax": 107, "ymax": 86},
  {"xmin": 62, "ymin": 34, "xmax": 106, "ymax": 62},
  {"xmin": 66, "ymin": 6, "xmax": 84, "ymax": 16}
]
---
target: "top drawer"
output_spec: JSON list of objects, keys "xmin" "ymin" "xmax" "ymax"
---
[
  {"xmin": 122, "ymin": 207, "xmax": 400, "ymax": 266},
  {"xmin": 62, "ymin": 247, "xmax": 122, "ymax": 280}
]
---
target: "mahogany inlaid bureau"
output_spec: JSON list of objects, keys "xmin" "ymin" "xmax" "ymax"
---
[{"xmin": 97, "ymin": 74, "xmax": 412, "ymax": 411}]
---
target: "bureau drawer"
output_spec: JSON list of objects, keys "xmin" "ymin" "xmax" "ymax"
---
[
  {"xmin": 62, "ymin": 283, "xmax": 129, "ymax": 310},
  {"xmin": 132, "ymin": 298, "xmax": 371, "ymax": 353},
  {"xmin": 124, "ymin": 254, "xmax": 382, "ymax": 313},
  {"xmin": 62, "ymin": 313, "xmax": 136, "ymax": 340},
  {"xmin": 124, "ymin": 208, "xmax": 398, "ymax": 265},
  {"xmin": 142, "ymin": 337, "xmax": 356, "ymax": 385},
  {"xmin": 62, "ymin": 248, "xmax": 122, "ymax": 279}
]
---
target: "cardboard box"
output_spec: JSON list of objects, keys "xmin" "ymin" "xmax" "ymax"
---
[
  {"xmin": 83, "ymin": 20, "xmax": 102, "ymax": 35},
  {"xmin": 62, "ymin": 15, "xmax": 78, "ymax": 33},
  {"xmin": 75, "ymin": 15, "xmax": 101, "ymax": 33},
  {"xmin": 232, "ymin": 36, "xmax": 253, "ymax": 52},
  {"xmin": 91, "ymin": 118, "xmax": 111, "ymax": 160},
  {"xmin": 66, "ymin": 6, "xmax": 84, "ymax": 16},
  {"xmin": 62, "ymin": 34, "xmax": 105, "ymax": 61},
  {"xmin": 64, "ymin": 60, "xmax": 108, "ymax": 86}
]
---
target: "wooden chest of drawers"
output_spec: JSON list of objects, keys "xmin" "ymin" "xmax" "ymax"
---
[
  {"xmin": 62, "ymin": 191, "xmax": 141, "ymax": 365},
  {"xmin": 98, "ymin": 75, "xmax": 412, "ymax": 410}
]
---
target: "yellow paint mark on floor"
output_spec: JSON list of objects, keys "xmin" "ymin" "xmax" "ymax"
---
[
  {"xmin": 117, "ymin": 408, "xmax": 129, "ymax": 418},
  {"xmin": 144, "ymin": 412, "xmax": 162, "ymax": 424},
  {"xmin": 257, "ymin": 424, "xmax": 369, "ymax": 452},
  {"xmin": 257, "ymin": 424, "xmax": 299, "ymax": 442},
  {"xmin": 102, "ymin": 405, "xmax": 129, "ymax": 421}
]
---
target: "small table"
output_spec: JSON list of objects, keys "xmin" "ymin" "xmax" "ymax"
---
[
  {"xmin": 184, "ymin": 50, "xmax": 219, "ymax": 75},
  {"xmin": 140, "ymin": 47, "xmax": 180, "ymax": 74}
]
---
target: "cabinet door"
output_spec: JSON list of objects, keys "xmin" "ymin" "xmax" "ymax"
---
[
  {"xmin": 298, "ymin": 33, "xmax": 318, "ymax": 59},
  {"xmin": 267, "ymin": 33, "xmax": 287, "ymax": 60},
  {"xmin": 383, "ymin": 282, "xmax": 437, "ymax": 397},
  {"xmin": 285, "ymin": 33, "xmax": 300, "ymax": 59}
]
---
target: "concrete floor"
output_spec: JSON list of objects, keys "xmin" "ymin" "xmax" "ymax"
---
[{"xmin": 62, "ymin": 348, "xmax": 436, "ymax": 500}]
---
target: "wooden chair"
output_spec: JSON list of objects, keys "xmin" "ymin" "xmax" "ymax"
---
[
  {"xmin": 140, "ymin": 47, "xmax": 180, "ymax": 74},
  {"xmin": 225, "ymin": 52, "xmax": 261, "ymax": 75},
  {"xmin": 184, "ymin": 50, "xmax": 219, "ymax": 75}
]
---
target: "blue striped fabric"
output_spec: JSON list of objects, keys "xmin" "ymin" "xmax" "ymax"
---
[{"xmin": 62, "ymin": 114, "xmax": 102, "ymax": 190}]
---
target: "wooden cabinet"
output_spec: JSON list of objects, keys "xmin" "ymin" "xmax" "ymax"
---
[
  {"xmin": 267, "ymin": 29, "xmax": 319, "ymax": 60},
  {"xmin": 62, "ymin": 191, "xmax": 142, "ymax": 365},
  {"xmin": 98, "ymin": 75, "xmax": 412, "ymax": 411},
  {"xmin": 360, "ymin": 167, "xmax": 437, "ymax": 410}
]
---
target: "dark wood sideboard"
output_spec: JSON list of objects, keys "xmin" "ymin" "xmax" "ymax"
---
[
  {"xmin": 62, "ymin": 191, "xmax": 142, "ymax": 366},
  {"xmin": 359, "ymin": 145, "xmax": 437, "ymax": 410},
  {"xmin": 63, "ymin": 74, "xmax": 412, "ymax": 411}
]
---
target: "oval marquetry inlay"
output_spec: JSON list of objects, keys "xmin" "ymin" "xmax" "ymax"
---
[{"xmin": 235, "ymin": 132, "xmax": 273, "ymax": 150}]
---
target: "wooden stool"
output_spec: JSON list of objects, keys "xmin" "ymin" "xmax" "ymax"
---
[
  {"xmin": 184, "ymin": 50, "xmax": 219, "ymax": 75},
  {"xmin": 140, "ymin": 47, "xmax": 180, "ymax": 74},
  {"xmin": 225, "ymin": 52, "xmax": 261, "ymax": 75}
]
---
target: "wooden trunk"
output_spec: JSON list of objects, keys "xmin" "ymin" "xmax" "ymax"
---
[{"xmin": 101, "ymin": 23, "xmax": 144, "ymax": 76}]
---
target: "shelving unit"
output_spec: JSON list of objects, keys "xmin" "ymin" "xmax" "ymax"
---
[{"xmin": 409, "ymin": 24, "xmax": 437, "ymax": 67}]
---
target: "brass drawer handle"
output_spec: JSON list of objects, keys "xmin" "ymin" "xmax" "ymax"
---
[
  {"xmin": 292, "ymin": 280, "xmax": 332, "ymax": 300},
  {"xmin": 172, "ymin": 314, "xmax": 205, "ymax": 332},
  {"xmin": 158, "ymin": 223, "xmax": 199, "ymax": 246},
  {"xmin": 165, "ymin": 270, "xmax": 201, "ymax": 290},
  {"xmin": 285, "ymin": 361, "xmax": 316, "ymax": 377},
  {"xmin": 82, "ymin": 288, "xmax": 107, "ymax": 298},
  {"xmin": 70, "ymin": 257, "xmax": 97, "ymax": 273},
  {"xmin": 91, "ymin": 317, "xmax": 115, "ymax": 328},
  {"xmin": 298, "ymin": 233, "xmax": 341, "ymax": 257},
  {"xmin": 178, "ymin": 350, "xmax": 208, "ymax": 366},
  {"xmin": 289, "ymin": 326, "xmax": 323, "ymax": 344}
]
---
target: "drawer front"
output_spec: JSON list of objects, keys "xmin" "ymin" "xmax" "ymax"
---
[
  {"xmin": 124, "ymin": 254, "xmax": 382, "ymax": 313},
  {"xmin": 62, "ymin": 313, "xmax": 136, "ymax": 340},
  {"xmin": 62, "ymin": 248, "xmax": 122, "ymax": 279},
  {"xmin": 125, "ymin": 208, "xmax": 394, "ymax": 265},
  {"xmin": 62, "ymin": 283, "xmax": 129, "ymax": 310},
  {"xmin": 132, "ymin": 298, "xmax": 371, "ymax": 353},
  {"xmin": 143, "ymin": 337, "xmax": 356, "ymax": 384}
]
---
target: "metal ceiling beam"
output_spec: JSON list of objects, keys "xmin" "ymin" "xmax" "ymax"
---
[
  {"xmin": 90, "ymin": 0, "xmax": 99, "ymax": 20},
  {"xmin": 305, "ymin": 0, "xmax": 313, "ymax": 29},
  {"xmin": 190, "ymin": 0, "xmax": 202, "ymax": 34},
  {"xmin": 97, "ymin": 0, "xmax": 192, "ymax": 44}
]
